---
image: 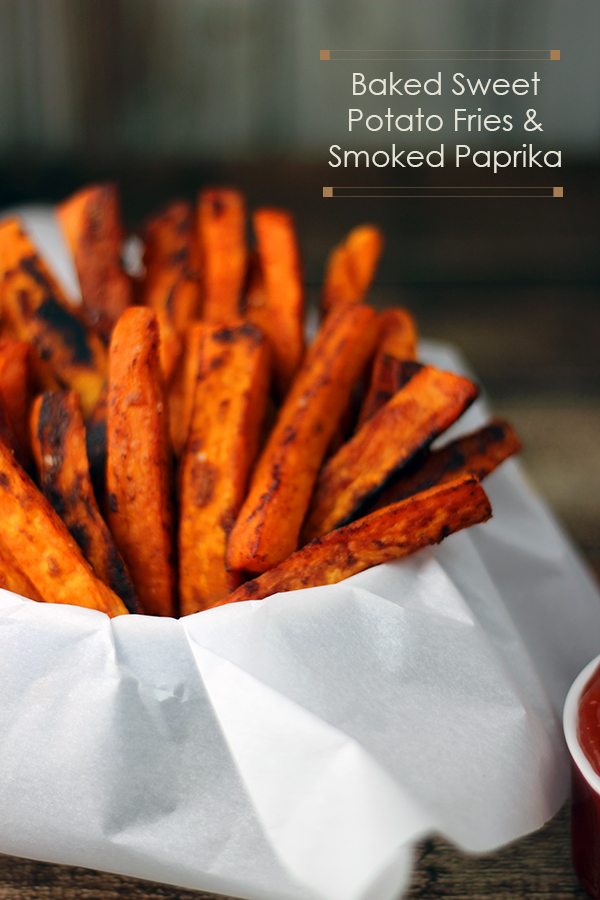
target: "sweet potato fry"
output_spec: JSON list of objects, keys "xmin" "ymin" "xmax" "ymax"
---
[
  {"xmin": 0, "ymin": 340, "xmax": 33, "ymax": 464},
  {"xmin": 227, "ymin": 304, "xmax": 379, "ymax": 573},
  {"xmin": 57, "ymin": 183, "xmax": 132, "ymax": 340},
  {"xmin": 359, "ymin": 308, "xmax": 419, "ymax": 424},
  {"xmin": 0, "ymin": 440, "xmax": 127, "ymax": 615},
  {"xmin": 197, "ymin": 188, "xmax": 247, "ymax": 323},
  {"xmin": 168, "ymin": 322, "xmax": 209, "ymax": 456},
  {"xmin": 107, "ymin": 307, "xmax": 175, "ymax": 615},
  {"xmin": 141, "ymin": 200, "xmax": 200, "ymax": 332},
  {"xmin": 221, "ymin": 476, "xmax": 491, "ymax": 604},
  {"xmin": 372, "ymin": 419, "xmax": 522, "ymax": 510},
  {"xmin": 0, "ymin": 219, "xmax": 106, "ymax": 416},
  {"xmin": 179, "ymin": 322, "xmax": 270, "ymax": 613},
  {"xmin": 247, "ymin": 209, "xmax": 305, "ymax": 392},
  {"xmin": 302, "ymin": 365, "xmax": 479, "ymax": 541},
  {"xmin": 0, "ymin": 402, "xmax": 20, "ymax": 457},
  {"xmin": 31, "ymin": 391, "xmax": 139, "ymax": 613},
  {"xmin": 359, "ymin": 359, "xmax": 422, "ymax": 429},
  {"xmin": 0, "ymin": 540, "xmax": 42, "ymax": 601},
  {"xmin": 85, "ymin": 388, "xmax": 107, "ymax": 498},
  {"xmin": 155, "ymin": 308, "xmax": 182, "ymax": 386},
  {"xmin": 322, "ymin": 225, "xmax": 383, "ymax": 315}
]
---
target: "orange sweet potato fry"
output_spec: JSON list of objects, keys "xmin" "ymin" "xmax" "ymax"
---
[
  {"xmin": 0, "ymin": 340, "xmax": 33, "ymax": 461},
  {"xmin": 197, "ymin": 188, "xmax": 247, "ymax": 323},
  {"xmin": 372, "ymin": 419, "xmax": 522, "ymax": 510},
  {"xmin": 57, "ymin": 183, "xmax": 132, "ymax": 341},
  {"xmin": 227, "ymin": 304, "xmax": 379, "ymax": 573},
  {"xmin": 322, "ymin": 225, "xmax": 383, "ymax": 315},
  {"xmin": 168, "ymin": 322, "xmax": 209, "ymax": 456},
  {"xmin": 179, "ymin": 322, "xmax": 270, "ymax": 613},
  {"xmin": 0, "ymin": 440, "xmax": 127, "ymax": 615},
  {"xmin": 155, "ymin": 308, "xmax": 182, "ymax": 386},
  {"xmin": 247, "ymin": 209, "xmax": 305, "ymax": 392},
  {"xmin": 221, "ymin": 476, "xmax": 491, "ymax": 604},
  {"xmin": 359, "ymin": 359, "xmax": 422, "ymax": 429},
  {"xmin": 0, "ymin": 540, "xmax": 43, "ymax": 601},
  {"xmin": 31, "ymin": 391, "xmax": 139, "ymax": 613},
  {"xmin": 377, "ymin": 308, "xmax": 418, "ymax": 359},
  {"xmin": 107, "ymin": 307, "xmax": 175, "ymax": 615},
  {"xmin": 359, "ymin": 309, "xmax": 419, "ymax": 425},
  {"xmin": 302, "ymin": 365, "xmax": 479, "ymax": 541},
  {"xmin": 141, "ymin": 200, "xmax": 200, "ymax": 332},
  {"xmin": 0, "ymin": 219, "xmax": 107, "ymax": 416}
]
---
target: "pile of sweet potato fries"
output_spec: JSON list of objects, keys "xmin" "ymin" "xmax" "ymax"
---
[{"xmin": 0, "ymin": 185, "xmax": 521, "ymax": 618}]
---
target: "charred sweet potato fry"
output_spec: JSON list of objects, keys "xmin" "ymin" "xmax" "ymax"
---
[
  {"xmin": 302, "ymin": 365, "xmax": 479, "ymax": 541},
  {"xmin": 107, "ymin": 307, "xmax": 175, "ymax": 615},
  {"xmin": 0, "ymin": 340, "xmax": 33, "ymax": 464},
  {"xmin": 31, "ymin": 391, "xmax": 139, "ymax": 613},
  {"xmin": 359, "ymin": 308, "xmax": 419, "ymax": 425},
  {"xmin": 0, "ymin": 440, "xmax": 127, "ymax": 615},
  {"xmin": 0, "ymin": 219, "xmax": 106, "ymax": 416},
  {"xmin": 372, "ymin": 419, "xmax": 521, "ymax": 510},
  {"xmin": 247, "ymin": 209, "xmax": 305, "ymax": 392},
  {"xmin": 227, "ymin": 304, "xmax": 379, "ymax": 573},
  {"xmin": 179, "ymin": 322, "xmax": 270, "ymax": 613},
  {"xmin": 221, "ymin": 476, "xmax": 491, "ymax": 604},
  {"xmin": 0, "ymin": 402, "xmax": 21, "ymax": 458},
  {"xmin": 197, "ymin": 188, "xmax": 247, "ymax": 323},
  {"xmin": 141, "ymin": 200, "xmax": 200, "ymax": 332},
  {"xmin": 0, "ymin": 540, "xmax": 42, "ymax": 601},
  {"xmin": 57, "ymin": 183, "xmax": 132, "ymax": 341},
  {"xmin": 168, "ymin": 322, "xmax": 209, "ymax": 456},
  {"xmin": 359, "ymin": 359, "xmax": 422, "ymax": 429},
  {"xmin": 322, "ymin": 225, "xmax": 383, "ymax": 315}
]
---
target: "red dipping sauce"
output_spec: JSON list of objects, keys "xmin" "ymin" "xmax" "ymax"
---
[
  {"xmin": 570, "ymin": 661, "xmax": 600, "ymax": 898},
  {"xmin": 579, "ymin": 666, "xmax": 600, "ymax": 775}
]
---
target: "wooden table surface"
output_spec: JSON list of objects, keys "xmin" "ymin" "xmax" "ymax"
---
[{"xmin": 0, "ymin": 166, "xmax": 598, "ymax": 898}]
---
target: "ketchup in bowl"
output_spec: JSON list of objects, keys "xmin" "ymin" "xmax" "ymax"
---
[
  {"xmin": 573, "ymin": 663, "xmax": 600, "ymax": 898},
  {"xmin": 579, "ymin": 668, "xmax": 600, "ymax": 775}
]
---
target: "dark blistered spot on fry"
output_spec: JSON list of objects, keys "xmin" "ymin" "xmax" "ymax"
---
[
  {"xmin": 486, "ymin": 422, "xmax": 508, "ymax": 443},
  {"xmin": 169, "ymin": 248, "xmax": 188, "ymax": 266},
  {"xmin": 210, "ymin": 195, "xmax": 225, "ymax": 216},
  {"xmin": 47, "ymin": 556, "xmax": 61, "ymax": 577},
  {"xmin": 191, "ymin": 460, "xmax": 217, "ymax": 507},
  {"xmin": 242, "ymin": 579, "xmax": 259, "ymax": 597},
  {"xmin": 105, "ymin": 546, "xmax": 138, "ymax": 613},
  {"xmin": 0, "ymin": 473, "xmax": 9, "ymax": 489},
  {"xmin": 212, "ymin": 327, "xmax": 236, "ymax": 344},
  {"xmin": 281, "ymin": 426, "xmax": 296, "ymax": 446},
  {"xmin": 219, "ymin": 508, "xmax": 236, "ymax": 536},
  {"xmin": 45, "ymin": 485, "xmax": 67, "ymax": 519},
  {"xmin": 69, "ymin": 521, "xmax": 91, "ymax": 555},
  {"xmin": 36, "ymin": 298, "xmax": 93, "ymax": 365},
  {"xmin": 20, "ymin": 254, "xmax": 49, "ymax": 288},
  {"xmin": 108, "ymin": 492, "xmax": 118, "ymax": 513}
]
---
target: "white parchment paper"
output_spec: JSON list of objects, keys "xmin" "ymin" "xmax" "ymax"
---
[{"xmin": 0, "ymin": 210, "xmax": 598, "ymax": 900}]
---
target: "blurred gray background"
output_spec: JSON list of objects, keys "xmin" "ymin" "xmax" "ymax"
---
[{"xmin": 0, "ymin": 0, "xmax": 599, "ymax": 159}]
